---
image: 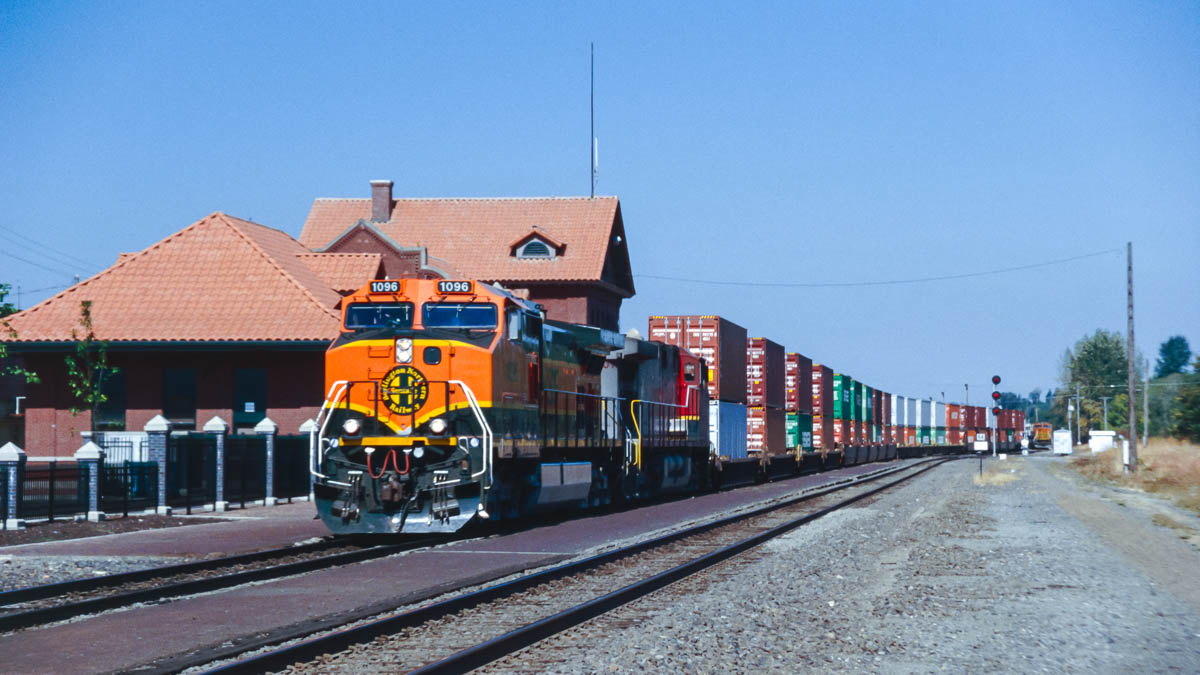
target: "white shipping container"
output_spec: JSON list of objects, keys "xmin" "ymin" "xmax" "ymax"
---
[
  {"xmin": 905, "ymin": 398, "xmax": 917, "ymax": 426},
  {"xmin": 934, "ymin": 402, "xmax": 946, "ymax": 431},
  {"xmin": 710, "ymin": 400, "xmax": 748, "ymax": 460},
  {"xmin": 919, "ymin": 399, "xmax": 933, "ymax": 427}
]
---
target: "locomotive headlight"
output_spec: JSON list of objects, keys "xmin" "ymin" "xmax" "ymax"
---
[
  {"xmin": 342, "ymin": 418, "xmax": 362, "ymax": 435},
  {"xmin": 428, "ymin": 418, "xmax": 447, "ymax": 435},
  {"xmin": 413, "ymin": 446, "xmax": 425, "ymax": 459},
  {"xmin": 395, "ymin": 337, "xmax": 413, "ymax": 364}
]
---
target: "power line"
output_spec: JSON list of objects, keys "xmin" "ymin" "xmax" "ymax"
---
[
  {"xmin": 0, "ymin": 248, "xmax": 85, "ymax": 278},
  {"xmin": 0, "ymin": 225, "xmax": 102, "ymax": 273},
  {"xmin": 636, "ymin": 248, "xmax": 1121, "ymax": 288}
]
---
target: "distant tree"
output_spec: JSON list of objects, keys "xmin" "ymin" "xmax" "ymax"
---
[
  {"xmin": 1173, "ymin": 356, "xmax": 1200, "ymax": 442},
  {"xmin": 63, "ymin": 301, "xmax": 117, "ymax": 431},
  {"xmin": 1052, "ymin": 329, "xmax": 1142, "ymax": 434},
  {"xmin": 1155, "ymin": 336, "xmax": 1192, "ymax": 378},
  {"xmin": 0, "ymin": 283, "xmax": 16, "ymax": 318}
]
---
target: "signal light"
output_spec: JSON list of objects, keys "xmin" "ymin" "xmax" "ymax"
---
[
  {"xmin": 991, "ymin": 391, "xmax": 1001, "ymax": 401},
  {"xmin": 992, "ymin": 406, "xmax": 1001, "ymax": 415},
  {"xmin": 992, "ymin": 375, "xmax": 1001, "ymax": 385}
]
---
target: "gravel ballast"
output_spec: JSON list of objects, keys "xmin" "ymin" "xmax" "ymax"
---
[{"xmin": 484, "ymin": 455, "xmax": 1200, "ymax": 673}]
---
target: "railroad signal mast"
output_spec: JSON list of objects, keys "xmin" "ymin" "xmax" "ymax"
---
[{"xmin": 991, "ymin": 375, "xmax": 1001, "ymax": 457}]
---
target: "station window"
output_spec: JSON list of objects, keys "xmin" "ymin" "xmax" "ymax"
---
[
  {"xmin": 163, "ymin": 367, "xmax": 197, "ymax": 431},
  {"xmin": 233, "ymin": 368, "xmax": 267, "ymax": 434},
  {"xmin": 93, "ymin": 369, "xmax": 126, "ymax": 431}
]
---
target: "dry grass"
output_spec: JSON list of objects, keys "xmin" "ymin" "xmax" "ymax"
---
[
  {"xmin": 974, "ymin": 463, "xmax": 1020, "ymax": 486},
  {"xmin": 1069, "ymin": 438, "xmax": 1200, "ymax": 515}
]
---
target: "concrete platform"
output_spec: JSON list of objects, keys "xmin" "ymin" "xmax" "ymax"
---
[{"xmin": 0, "ymin": 460, "xmax": 913, "ymax": 674}]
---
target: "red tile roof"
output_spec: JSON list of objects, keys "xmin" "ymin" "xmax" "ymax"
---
[
  {"xmin": 295, "ymin": 253, "xmax": 382, "ymax": 292},
  {"xmin": 3, "ymin": 213, "xmax": 343, "ymax": 343},
  {"xmin": 299, "ymin": 196, "xmax": 629, "ymax": 290}
]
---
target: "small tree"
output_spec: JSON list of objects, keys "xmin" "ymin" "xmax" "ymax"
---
[
  {"xmin": 64, "ymin": 301, "xmax": 117, "ymax": 431},
  {"xmin": 0, "ymin": 283, "xmax": 17, "ymax": 318},
  {"xmin": 1, "ymin": 290, "xmax": 38, "ymax": 384},
  {"xmin": 1155, "ymin": 335, "xmax": 1192, "ymax": 378},
  {"xmin": 1173, "ymin": 356, "xmax": 1200, "ymax": 442}
]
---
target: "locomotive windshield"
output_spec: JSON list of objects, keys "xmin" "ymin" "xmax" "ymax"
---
[
  {"xmin": 345, "ymin": 303, "xmax": 414, "ymax": 329},
  {"xmin": 422, "ymin": 302, "xmax": 498, "ymax": 329}
]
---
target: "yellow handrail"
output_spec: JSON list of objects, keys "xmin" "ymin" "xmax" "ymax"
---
[{"xmin": 630, "ymin": 399, "xmax": 643, "ymax": 469}]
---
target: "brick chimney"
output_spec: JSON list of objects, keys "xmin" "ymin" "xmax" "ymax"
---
[{"xmin": 370, "ymin": 180, "xmax": 393, "ymax": 222}]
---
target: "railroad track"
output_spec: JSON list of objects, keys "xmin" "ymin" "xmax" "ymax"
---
[
  {"xmin": 194, "ymin": 456, "xmax": 955, "ymax": 674},
  {"xmin": 0, "ymin": 536, "xmax": 441, "ymax": 633}
]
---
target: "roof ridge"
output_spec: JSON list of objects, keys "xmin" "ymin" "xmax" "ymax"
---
[
  {"xmin": 216, "ymin": 214, "xmax": 341, "ymax": 322},
  {"xmin": 313, "ymin": 196, "xmax": 619, "ymax": 203},
  {"xmin": 5, "ymin": 213, "xmax": 222, "ymax": 321}
]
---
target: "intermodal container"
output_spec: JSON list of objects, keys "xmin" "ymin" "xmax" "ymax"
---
[
  {"xmin": 833, "ymin": 374, "xmax": 853, "ymax": 420},
  {"xmin": 833, "ymin": 418, "xmax": 846, "ymax": 446},
  {"xmin": 812, "ymin": 413, "xmax": 833, "ymax": 450},
  {"xmin": 649, "ymin": 315, "xmax": 747, "ymax": 403},
  {"xmin": 786, "ymin": 411, "xmax": 814, "ymax": 452},
  {"xmin": 785, "ymin": 352, "xmax": 813, "ymax": 413},
  {"xmin": 709, "ymin": 400, "xmax": 748, "ymax": 460},
  {"xmin": 905, "ymin": 397, "xmax": 917, "ymax": 430},
  {"xmin": 746, "ymin": 337, "xmax": 785, "ymax": 409},
  {"xmin": 812, "ymin": 364, "xmax": 833, "ymax": 416},
  {"xmin": 748, "ymin": 405, "xmax": 787, "ymax": 454},
  {"xmin": 904, "ymin": 426, "xmax": 916, "ymax": 445}
]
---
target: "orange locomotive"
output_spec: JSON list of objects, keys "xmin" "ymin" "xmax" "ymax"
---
[{"xmin": 312, "ymin": 278, "xmax": 710, "ymax": 534}]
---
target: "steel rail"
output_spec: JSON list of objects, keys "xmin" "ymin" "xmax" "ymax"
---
[
  {"xmin": 200, "ymin": 456, "xmax": 956, "ymax": 674},
  {"xmin": 0, "ymin": 537, "xmax": 441, "ymax": 633},
  {"xmin": 0, "ymin": 538, "xmax": 341, "ymax": 607},
  {"xmin": 415, "ymin": 457, "xmax": 951, "ymax": 674}
]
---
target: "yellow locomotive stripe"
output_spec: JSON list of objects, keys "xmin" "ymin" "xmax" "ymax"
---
[{"xmin": 332, "ymin": 399, "xmax": 495, "ymax": 433}]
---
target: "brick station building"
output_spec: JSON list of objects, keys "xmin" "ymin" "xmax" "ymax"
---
[{"xmin": 0, "ymin": 185, "xmax": 635, "ymax": 456}]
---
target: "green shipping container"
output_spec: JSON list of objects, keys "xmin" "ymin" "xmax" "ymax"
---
[
  {"xmin": 833, "ymin": 375, "xmax": 853, "ymax": 420},
  {"xmin": 863, "ymin": 385, "xmax": 873, "ymax": 424},
  {"xmin": 935, "ymin": 429, "xmax": 947, "ymax": 445},
  {"xmin": 920, "ymin": 428, "xmax": 932, "ymax": 445},
  {"xmin": 852, "ymin": 381, "xmax": 862, "ymax": 422},
  {"xmin": 794, "ymin": 412, "xmax": 813, "ymax": 452}
]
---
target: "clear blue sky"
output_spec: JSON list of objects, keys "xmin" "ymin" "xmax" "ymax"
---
[{"xmin": 2, "ymin": 1, "xmax": 1197, "ymax": 403}]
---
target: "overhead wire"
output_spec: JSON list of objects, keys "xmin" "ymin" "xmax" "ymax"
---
[
  {"xmin": 0, "ymin": 224, "xmax": 102, "ymax": 273},
  {"xmin": 635, "ymin": 248, "xmax": 1121, "ymax": 288}
]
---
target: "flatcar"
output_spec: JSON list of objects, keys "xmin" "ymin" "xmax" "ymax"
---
[{"xmin": 311, "ymin": 278, "xmax": 710, "ymax": 535}]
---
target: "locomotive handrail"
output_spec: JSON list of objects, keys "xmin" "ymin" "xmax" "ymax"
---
[
  {"xmin": 628, "ymin": 385, "xmax": 703, "ymax": 470},
  {"xmin": 447, "ymin": 379, "xmax": 493, "ymax": 486},
  {"xmin": 311, "ymin": 380, "xmax": 351, "ymax": 482}
]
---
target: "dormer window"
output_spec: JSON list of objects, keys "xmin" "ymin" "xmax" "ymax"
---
[
  {"xmin": 517, "ymin": 239, "xmax": 554, "ymax": 258},
  {"xmin": 510, "ymin": 229, "xmax": 564, "ymax": 260}
]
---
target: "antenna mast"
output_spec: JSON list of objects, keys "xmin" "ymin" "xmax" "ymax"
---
[{"xmin": 590, "ymin": 42, "xmax": 595, "ymax": 199}]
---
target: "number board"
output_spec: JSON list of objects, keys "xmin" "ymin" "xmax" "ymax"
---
[
  {"xmin": 369, "ymin": 280, "xmax": 400, "ymax": 294},
  {"xmin": 437, "ymin": 280, "xmax": 473, "ymax": 294}
]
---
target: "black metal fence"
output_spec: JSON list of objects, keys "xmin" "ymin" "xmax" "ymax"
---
[
  {"xmin": 1, "ymin": 467, "xmax": 8, "ymax": 522},
  {"xmin": 97, "ymin": 436, "xmax": 138, "ymax": 464},
  {"xmin": 99, "ymin": 461, "xmax": 159, "ymax": 517},
  {"xmin": 274, "ymin": 435, "xmax": 311, "ymax": 502},
  {"xmin": 20, "ymin": 461, "xmax": 86, "ymax": 521},
  {"xmin": 225, "ymin": 435, "xmax": 267, "ymax": 509},
  {"xmin": 167, "ymin": 434, "xmax": 216, "ymax": 514}
]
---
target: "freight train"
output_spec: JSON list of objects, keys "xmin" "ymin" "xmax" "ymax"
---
[{"xmin": 311, "ymin": 278, "xmax": 1001, "ymax": 536}]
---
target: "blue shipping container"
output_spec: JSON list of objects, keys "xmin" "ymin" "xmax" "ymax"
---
[{"xmin": 710, "ymin": 400, "xmax": 748, "ymax": 460}]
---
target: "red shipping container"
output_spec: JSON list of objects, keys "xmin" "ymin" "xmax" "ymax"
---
[
  {"xmin": 872, "ymin": 389, "xmax": 883, "ymax": 426},
  {"xmin": 946, "ymin": 404, "xmax": 961, "ymax": 430},
  {"xmin": 649, "ymin": 315, "xmax": 747, "ymax": 403},
  {"xmin": 746, "ymin": 337, "xmax": 785, "ymax": 409},
  {"xmin": 748, "ymin": 405, "xmax": 786, "ymax": 454},
  {"xmin": 881, "ymin": 394, "xmax": 891, "ymax": 431},
  {"xmin": 785, "ymin": 352, "xmax": 814, "ymax": 414},
  {"xmin": 812, "ymin": 364, "xmax": 833, "ymax": 415},
  {"xmin": 833, "ymin": 418, "xmax": 845, "ymax": 446},
  {"xmin": 905, "ymin": 427, "xmax": 916, "ymax": 445},
  {"xmin": 812, "ymin": 413, "xmax": 834, "ymax": 450}
]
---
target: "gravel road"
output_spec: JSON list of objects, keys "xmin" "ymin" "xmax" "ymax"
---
[{"xmin": 485, "ymin": 455, "xmax": 1200, "ymax": 673}]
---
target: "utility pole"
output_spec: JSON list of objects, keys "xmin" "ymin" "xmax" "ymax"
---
[
  {"xmin": 1080, "ymin": 386, "xmax": 1089, "ymax": 444},
  {"xmin": 1127, "ymin": 241, "xmax": 1138, "ymax": 473},
  {"xmin": 1100, "ymin": 396, "xmax": 1112, "ymax": 430},
  {"xmin": 1142, "ymin": 357, "xmax": 1149, "ymax": 444}
]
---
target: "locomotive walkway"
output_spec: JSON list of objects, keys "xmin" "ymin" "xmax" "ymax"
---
[{"xmin": 0, "ymin": 461, "xmax": 898, "ymax": 674}]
